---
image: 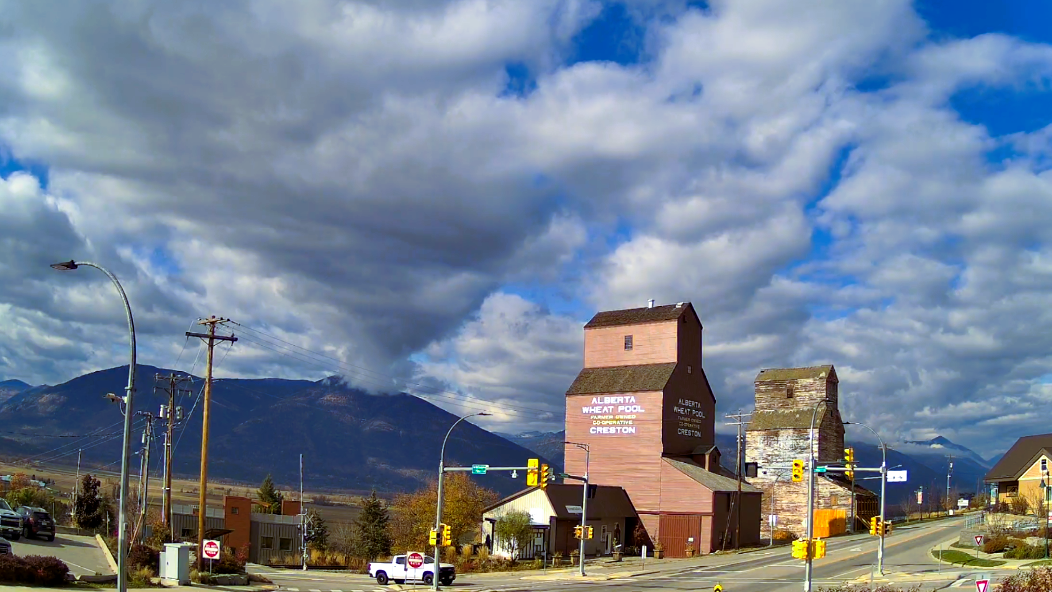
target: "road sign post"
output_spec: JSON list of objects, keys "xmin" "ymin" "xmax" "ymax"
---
[
  {"xmin": 975, "ymin": 535, "xmax": 984, "ymax": 560},
  {"xmin": 202, "ymin": 539, "xmax": 221, "ymax": 574}
]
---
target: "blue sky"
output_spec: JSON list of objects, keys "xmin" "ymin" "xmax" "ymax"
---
[{"xmin": 1, "ymin": 0, "xmax": 1052, "ymax": 458}]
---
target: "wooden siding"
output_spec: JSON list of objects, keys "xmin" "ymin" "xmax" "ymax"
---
[
  {"xmin": 754, "ymin": 375, "xmax": 838, "ymax": 410},
  {"xmin": 661, "ymin": 363, "xmax": 715, "ymax": 455},
  {"xmin": 657, "ymin": 458, "xmax": 715, "ymax": 514},
  {"xmin": 565, "ymin": 391, "xmax": 665, "ymax": 512},
  {"xmin": 658, "ymin": 514, "xmax": 702, "ymax": 557},
  {"xmin": 584, "ymin": 321, "xmax": 678, "ymax": 368},
  {"xmin": 676, "ymin": 308, "xmax": 703, "ymax": 375}
]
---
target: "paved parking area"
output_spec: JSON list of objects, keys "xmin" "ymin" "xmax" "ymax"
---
[{"xmin": 6, "ymin": 532, "xmax": 113, "ymax": 577}]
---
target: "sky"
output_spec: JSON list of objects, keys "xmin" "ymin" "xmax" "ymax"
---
[{"xmin": 1, "ymin": 0, "xmax": 1051, "ymax": 459}]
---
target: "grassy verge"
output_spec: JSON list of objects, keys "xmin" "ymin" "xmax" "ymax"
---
[
  {"xmin": 931, "ymin": 549, "xmax": 1006, "ymax": 567},
  {"xmin": 1023, "ymin": 559, "xmax": 1052, "ymax": 568}
]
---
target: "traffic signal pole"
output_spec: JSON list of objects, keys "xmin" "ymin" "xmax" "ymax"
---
[{"xmin": 804, "ymin": 400, "xmax": 826, "ymax": 592}]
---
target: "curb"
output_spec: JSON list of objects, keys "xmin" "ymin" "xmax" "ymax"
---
[
  {"xmin": 519, "ymin": 569, "xmax": 658, "ymax": 582},
  {"xmin": 96, "ymin": 533, "xmax": 119, "ymax": 575}
]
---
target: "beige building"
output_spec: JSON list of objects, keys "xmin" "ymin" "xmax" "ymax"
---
[
  {"xmin": 481, "ymin": 484, "xmax": 637, "ymax": 559},
  {"xmin": 985, "ymin": 433, "xmax": 1052, "ymax": 510}
]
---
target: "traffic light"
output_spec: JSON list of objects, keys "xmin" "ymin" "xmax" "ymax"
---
[
  {"xmin": 440, "ymin": 523, "xmax": 452, "ymax": 546},
  {"xmin": 812, "ymin": 539, "xmax": 826, "ymax": 559},
  {"xmin": 540, "ymin": 463, "xmax": 551, "ymax": 489},
  {"xmin": 429, "ymin": 528, "xmax": 439, "ymax": 546},
  {"xmin": 869, "ymin": 516, "xmax": 880, "ymax": 536},
  {"xmin": 877, "ymin": 520, "xmax": 890, "ymax": 536},
  {"xmin": 527, "ymin": 458, "xmax": 539, "ymax": 487},
  {"xmin": 586, "ymin": 526, "xmax": 594, "ymax": 540},
  {"xmin": 792, "ymin": 459, "xmax": 805, "ymax": 482},
  {"xmin": 792, "ymin": 539, "xmax": 809, "ymax": 560},
  {"xmin": 844, "ymin": 448, "xmax": 854, "ymax": 481},
  {"xmin": 574, "ymin": 525, "xmax": 583, "ymax": 539}
]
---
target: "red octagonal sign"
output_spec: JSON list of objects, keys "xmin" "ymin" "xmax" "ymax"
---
[
  {"xmin": 202, "ymin": 540, "xmax": 221, "ymax": 560},
  {"xmin": 407, "ymin": 552, "xmax": 425, "ymax": 568}
]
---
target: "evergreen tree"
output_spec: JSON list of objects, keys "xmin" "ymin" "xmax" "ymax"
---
[
  {"xmin": 257, "ymin": 474, "xmax": 284, "ymax": 514},
  {"xmin": 353, "ymin": 491, "xmax": 392, "ymax": 560},
  {"xmin": 74, "ymin": 474, "xmax": 104, "ymax": 530},
  {"xmin": 305, "ymin": 508, "xmax": 329, "ymax": 550}
]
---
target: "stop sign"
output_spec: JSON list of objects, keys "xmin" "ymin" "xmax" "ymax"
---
[
  {"xmin": 407, "ymin": 552, "xmax": 425, "ymax": 568},
  {"xmin": 202, "ymin": 540, "xmax": 221, "ymax": 560}
]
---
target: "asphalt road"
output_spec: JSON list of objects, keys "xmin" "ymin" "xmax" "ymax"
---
[
  {"xmin": 255, "ymin": 518, "xmax": 972, "ymax": 592},
  {"xmin": 6, "ymin": 532, "xmax": 113, "ymax": 577}
]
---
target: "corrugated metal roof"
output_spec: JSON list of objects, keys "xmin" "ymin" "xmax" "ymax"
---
[
  {"xmin": 663, "ymin": 457, "xmax": 762, "ymax": 493},
  {"xmin": 985, "ymin": 433, "xmax": 1052, "ymax": 482},
  {"xmin": 754, "ymin": 366, "xmax": 835, "ymax": 382},
  {"xmin": 747, "ymin": 408, "xmax": 833, "ymax": 430},
  {"xmin": 584, "ymin": 303, "xmax": 690, "ymax": 329},
  {"xmin": 565, "ymin": 363, "xmax": 676, "ymax": 396}
]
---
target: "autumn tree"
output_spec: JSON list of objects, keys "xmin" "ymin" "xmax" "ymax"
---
[
  {"xmin": 390, "ymin": 473, "xmax": 498, "ymax": 552},
  {"xmin": 257, "ymin": 475, "xmax": 284, "ymax": 514},
  {"xmin": 11, "ymin": 473, "xmax": 30, "ymax": 490},
  {"xmin": 493, "ymin": 510, "xmax": 533, "ymax": 560}
]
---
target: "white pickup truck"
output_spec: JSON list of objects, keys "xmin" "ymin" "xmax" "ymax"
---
[{"xmin": 368, "ymin": 553, "xmax": 455, "ymax": 586}]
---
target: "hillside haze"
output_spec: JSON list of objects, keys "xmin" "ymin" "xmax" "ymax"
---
[{"xmin": 0, "ymin": 366, "xmax": 546, "ymax": 496}]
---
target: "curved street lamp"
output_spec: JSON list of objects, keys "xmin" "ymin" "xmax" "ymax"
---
[
  {"xmin": 844, "ymin": 421, "xmax": 887, "ymax": 575},
  {"xmin": 52, "ymin": 260, "xmax": 136, "ymax": 592},
  {"xmin": 433, "ymin": 411, "xmax": 490, "ymax": 591}
]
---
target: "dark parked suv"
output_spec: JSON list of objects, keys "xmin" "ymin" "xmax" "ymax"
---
[{"xmin": 17, "ymin": 506, "xmax": 55, "ymax": 541}]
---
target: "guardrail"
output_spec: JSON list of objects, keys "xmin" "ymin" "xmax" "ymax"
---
[{"xmin": 965, "ymin": 513, "xmax": 987, "ymax": 529}]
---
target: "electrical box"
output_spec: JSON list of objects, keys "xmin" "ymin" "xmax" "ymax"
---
[{"xmin": 162, "ymin": 543, "xmax": 191, "ymax": 584}]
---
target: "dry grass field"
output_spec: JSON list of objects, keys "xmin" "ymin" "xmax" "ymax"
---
[{"xmin": 0, "ymin": 459, "xmax": 367, "ymax": 527}]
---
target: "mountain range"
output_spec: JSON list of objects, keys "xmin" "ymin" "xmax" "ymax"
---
[
  {"xmin": 0, "ymin": 365, "xmax": 996, "ymax": 503},
  {"xmin": 0, "ymin": 366, "xmax": 549, "ymax": 496},
  {"xmin": 0, "ymin": 379, "xmax": 32, "ymax": 406},
  {"xmin": 501, "ymin": 430, "xmax": 992, "ymax": 504}
]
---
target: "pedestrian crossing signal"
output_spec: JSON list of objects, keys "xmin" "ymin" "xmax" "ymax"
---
[{"xmin": 792, "ymin": 459, "xmax": 805, "ymax": 482}]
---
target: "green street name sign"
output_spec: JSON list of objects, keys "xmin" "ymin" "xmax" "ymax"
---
[
  {"xmin": 471, "ymin": 464, "xmax": 488, "ymax": 475},
  {"xmin": 814, "ymin": 466, "xmax": 828, "ymax": 473}
]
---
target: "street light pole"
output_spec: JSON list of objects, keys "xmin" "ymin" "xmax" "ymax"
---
[
  {"xmin": 844, "ymin": 421, "xmax": 887, "ymax": 575},
  {"xmin": 804, "ymin": 399, "xmax": 828, "ymax": 592},
  {"xmin": 434, "ymin": 412, "xmax": 489, "ymax": 592},
  {"xmin": 51, "ymin": 260, "xmax": 136, "ymax": 592},
  {"xmin": 565, "ymin": 442, "xmax": 590, "ymax": 576}
]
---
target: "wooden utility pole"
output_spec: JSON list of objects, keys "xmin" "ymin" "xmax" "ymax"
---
[
  {"xmin": 186, "ymin": 317, "xmax": 236, "ymax": 567},
  {"xmin": 154, "ymin": 373, "xmax": 191, "ymax": 529},
  {"xmin": 724, "ymin": 410, "xmax": 752, "ymax": 551}
]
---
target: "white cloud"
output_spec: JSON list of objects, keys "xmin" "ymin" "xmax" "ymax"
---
[{"xmin": 0, "ymin": 0, "xmax": 1051, "ymax": 457}]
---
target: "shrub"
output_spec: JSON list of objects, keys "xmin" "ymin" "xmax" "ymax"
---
[
  {"xmin": 211, "ymin": 547, "xmax": 247, "ymax": 574},
  {"xmin": 1000, "ymin": 566, "xmax": 1052, "ymax": 592},
  {"xmin": 0, "ymin": 554, "xmax": 70, "ymax": 587},
  {"xmin": 1005, "ymin": 544, "xmax": 1047, "ymax": 560},
  {"xmin": 983, "ymin": 535, "xmax": 1012, "ymax": 554},
  {"xmin": 128, "ymin": 543, "xmax": 160, "ymax": 571},
  {"xmin": 128, "ymin": 565, "xmax": 155, "ymax": 587},
  {"xmin": 1011, "ymin": 496, "xmax": 1030, "ymax": 515}
]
